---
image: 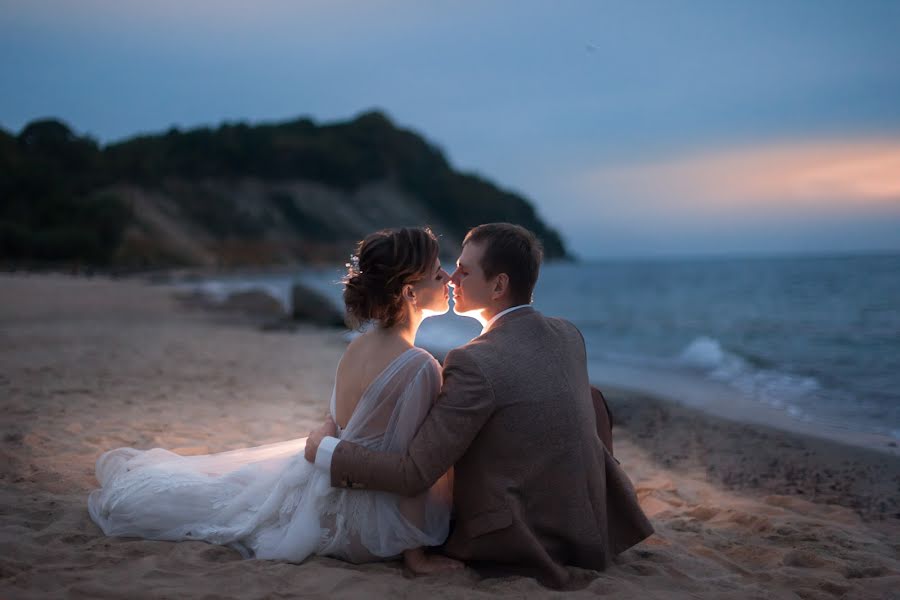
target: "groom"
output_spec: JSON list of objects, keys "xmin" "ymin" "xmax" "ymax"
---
[{"xmin": 305, "ymin": 223, "xmax": 653, "ymax": 587}]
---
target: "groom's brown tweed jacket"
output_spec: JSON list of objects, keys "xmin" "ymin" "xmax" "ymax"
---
[{"xmin": 329, "ymin": 307, "xmax": 654, "ymax": 587}]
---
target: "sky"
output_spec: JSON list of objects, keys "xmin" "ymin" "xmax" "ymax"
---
[{"xmin": 2, "ymin": 0, "xmax": 899, "ymax": 259}]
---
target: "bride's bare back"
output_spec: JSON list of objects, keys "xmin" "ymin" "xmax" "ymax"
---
[{"xmin": 333, "ymin": 332, "xmax": 414, "ymax": 429}]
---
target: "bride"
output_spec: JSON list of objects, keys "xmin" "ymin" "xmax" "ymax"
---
[{"xmin": 88, "ymin": 227, "xmax": 463, "ymax": 574}]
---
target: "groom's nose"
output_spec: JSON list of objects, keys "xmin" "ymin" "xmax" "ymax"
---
[{"xmin": 449, "ymin": 270, "xmax": 461, "ymax": 287}]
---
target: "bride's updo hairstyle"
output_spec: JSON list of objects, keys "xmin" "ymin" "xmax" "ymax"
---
[{"xmin": 343, "ymin": 227, "xmax": 439, "ymax": 329}]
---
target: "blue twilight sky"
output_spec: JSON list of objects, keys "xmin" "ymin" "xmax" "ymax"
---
[{"xmin": 2, "ymin": 0, "xmax": 900, "ymax": 258}]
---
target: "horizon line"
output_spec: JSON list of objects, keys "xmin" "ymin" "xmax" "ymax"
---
[{"xmin": 567, "ymin": 247, "xmax": 900, "ymax": 264}]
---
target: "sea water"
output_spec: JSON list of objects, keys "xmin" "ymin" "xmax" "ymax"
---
[{"xmin": 532, "ymin": 255, "xmax": 900, "ymax": 443}]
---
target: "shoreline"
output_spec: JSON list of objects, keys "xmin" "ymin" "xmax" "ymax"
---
[
  {"xmin": 588, "ymin": 363, "xmax": 900, "ymax": 458},
  {"xmin": 2, "ymin": 274, "xmax": 898, "ymax": 599},
  {"xmin": 604, "ymin": 388, "xmax": 900, "ymax": 522}
]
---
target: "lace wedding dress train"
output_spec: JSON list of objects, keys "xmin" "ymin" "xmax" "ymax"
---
[{"xmin": 88, "ymin": 347, "xmax": 452, "ymax": 563}]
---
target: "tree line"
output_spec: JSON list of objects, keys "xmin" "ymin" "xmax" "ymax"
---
[{"xmin": 0, "ymin": 111, "xmax": 569, "ymax": 268}]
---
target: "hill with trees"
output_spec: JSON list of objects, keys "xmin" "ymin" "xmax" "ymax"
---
[{"xmin": 1, "ymin": 111, "xmax": 570, "ymax": 269}]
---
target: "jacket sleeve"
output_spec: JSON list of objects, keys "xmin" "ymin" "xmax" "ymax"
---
[{"xmin": 330, "ymin": 347, "xmax": 494, "ymax": 496}]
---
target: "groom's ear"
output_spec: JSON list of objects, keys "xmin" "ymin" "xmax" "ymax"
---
[{"xmin": 491, "ymin": 273, "xmax": 509, "ymax": 300}]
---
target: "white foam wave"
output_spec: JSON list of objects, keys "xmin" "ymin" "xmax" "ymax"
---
[{"xmin": 678, "ymin": 336, "xmax": 820, "ymax": 414}]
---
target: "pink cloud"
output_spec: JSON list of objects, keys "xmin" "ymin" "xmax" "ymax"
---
[{"xmin": 578, "ymin": 138, "xmax": 900, "ymax": 219}]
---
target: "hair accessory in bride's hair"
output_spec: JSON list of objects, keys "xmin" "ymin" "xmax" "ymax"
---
[{"xmin": 346, "ymin": 253, "xmax": 362, "ymax": 277}]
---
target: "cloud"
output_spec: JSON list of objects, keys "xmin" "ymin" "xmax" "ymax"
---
[{"xmin": 575, "ymin": 138, "xmax": 900, "ymax": 220}]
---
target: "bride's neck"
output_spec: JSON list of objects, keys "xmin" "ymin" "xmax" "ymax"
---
[{"xmin": 379, "ymin": 310, "xmax": 422, "ymax": 347}]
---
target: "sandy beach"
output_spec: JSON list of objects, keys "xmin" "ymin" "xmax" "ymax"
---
[{"xmin": 1, "ymin": 274, "xmax": 898, "ymax": 599}]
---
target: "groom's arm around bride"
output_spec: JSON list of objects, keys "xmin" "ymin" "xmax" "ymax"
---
[{"xmin": 319, "ymin": 344, "xmax": 492, "ymax": 495}]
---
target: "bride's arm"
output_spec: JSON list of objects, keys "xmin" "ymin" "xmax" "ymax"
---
[{"xmin": 307, "ymin": 348, "xmax": 493, "ymax": 497}]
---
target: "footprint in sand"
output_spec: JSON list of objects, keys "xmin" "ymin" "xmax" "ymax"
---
[
  {"xmin": 198, "ymin": 545, "xmax": 238, "ymax": 562},
  {"xmin": 782, "ymin": 549, "xmax": 828, "ymax": 568},
  {"xmin": 685, "ymin": 506, "xmax": 719, "ymax": 521},
  {"xmin": 667, "ymin": 518, "xmax": 703, "ymax": 533},
  {"xmin": 844, "ymin": 564, "xmax": 888, "ymax": 578},
  {"xmin": 626, "ymin": 562, "xmax": 662, "ymax": 576}
]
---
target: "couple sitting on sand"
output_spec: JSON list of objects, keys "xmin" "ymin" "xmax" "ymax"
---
[{"xmin": 88, "ymin": 223, "xmax": 653, "ymax": 588}]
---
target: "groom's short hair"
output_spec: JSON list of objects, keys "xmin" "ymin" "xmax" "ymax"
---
[{"xmin": 463, "ymin": 223, "xmax": 543, "ymax": 304}]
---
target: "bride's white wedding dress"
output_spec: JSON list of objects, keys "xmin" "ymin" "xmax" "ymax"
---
[{"xmin": 88, "ymin": 347, "xmax": 452, "ymax": 563}]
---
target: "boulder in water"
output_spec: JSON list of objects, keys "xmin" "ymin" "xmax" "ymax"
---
[
  {"xmin": 220, "ymin": 290, "xmax": 285, "ymax": 318},
  {"xmin": 290, "ymin": 282, "xmax": 345, "ymax": 328}
]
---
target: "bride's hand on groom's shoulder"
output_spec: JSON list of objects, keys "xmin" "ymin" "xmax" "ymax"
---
[{"xmin": 304, "ymin": 416, "xmax": 337, "ymax": 463}]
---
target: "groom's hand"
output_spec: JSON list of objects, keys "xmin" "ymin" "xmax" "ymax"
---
[{"xmin": 304, "ymin": 416, "xmax": 337, "ymax": 463}]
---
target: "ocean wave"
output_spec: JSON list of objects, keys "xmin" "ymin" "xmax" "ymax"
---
[{"xmin": 678, "ymin": 336, "xmax": 820, "ymax": 413}]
